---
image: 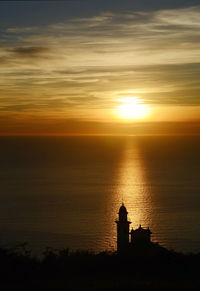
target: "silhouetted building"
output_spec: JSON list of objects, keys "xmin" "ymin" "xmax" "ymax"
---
[
  {"xmin": 130, "ymin": 225, "xmax": 152, "ymax": 245},
  {"xmin": 115, "ymin": 203, "xmax": 131, "ymax": 252},
  {"xmin": 116, "ymin": 204, "xmax": 152, "ymax": 253}
]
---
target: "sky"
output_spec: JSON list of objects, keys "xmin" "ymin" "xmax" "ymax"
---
[{"xmin": 0, "ymin": 0, "xmax": 200, "ymax": 135}]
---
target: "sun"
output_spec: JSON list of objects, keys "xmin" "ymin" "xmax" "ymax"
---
[{"xmin": 114, "ymin": 97, "xmax": 149, "ymax": 121}]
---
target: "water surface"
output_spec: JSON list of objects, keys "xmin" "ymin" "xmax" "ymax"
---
[{"xmin": 0, "ymin": 136, "xmax": 200, "ymax": 254}]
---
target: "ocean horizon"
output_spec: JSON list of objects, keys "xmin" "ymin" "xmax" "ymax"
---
[{"xmin": 0, "ymin": 136, "xmax": 200, "ymax": 255}]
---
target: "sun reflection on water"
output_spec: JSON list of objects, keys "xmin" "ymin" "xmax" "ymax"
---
[
  {"xmin": 95, "ymin": 137, "xmax": 155, "ymax": 251},
  {"xmin": 108, "ymin": 138, "xmax": 153, "ymax": 249}
]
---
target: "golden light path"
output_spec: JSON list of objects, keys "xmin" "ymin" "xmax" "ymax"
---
[
  {"xmin": 116, "ymin": 139, "xmax": 152, "ymax": 227},
  {"xmin": 107, "ymin": 138, "xmax": 154, "ymax": 250},
  {"xmin": 114, "ymin": 97, "xmax": 150, "ymax": 121}
]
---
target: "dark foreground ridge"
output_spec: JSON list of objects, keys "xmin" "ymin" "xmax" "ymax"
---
[{"xmin": 0, "ymin": 242, "xmax": 200, "ymax": 291}]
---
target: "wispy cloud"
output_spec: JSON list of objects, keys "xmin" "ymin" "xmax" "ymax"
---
[
  {"xmin": 0, "ymin": 4, "xmax": 200, "ymax": 133},
  {"xmin": 9, "ymin": 46, "xmax": 50, "ymax": 58}
]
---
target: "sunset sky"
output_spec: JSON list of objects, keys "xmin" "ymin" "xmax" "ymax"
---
[{"xmin": 0, "ymin": 0, "xmax": 200, "ymax": 135}]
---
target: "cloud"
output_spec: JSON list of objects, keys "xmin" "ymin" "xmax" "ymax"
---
[
  {"xmin": 0, "ymin": 1, "xmax": 199, "ymax": 28},
  {"xmin": 0, "ymin": 4, "xmax": 200, "ymax": 131},
  {"xmin": 9, "ymin": 46, "xmax": 49, "ymax": 58}
]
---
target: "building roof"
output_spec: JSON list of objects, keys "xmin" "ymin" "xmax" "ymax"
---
[
  {"xmin": 119, "ymin": 203, "xmax": 127, "ymax": 214},
  {"xmin": 131, "ymin": 225, "xmax": 152, "ymax": 234}
]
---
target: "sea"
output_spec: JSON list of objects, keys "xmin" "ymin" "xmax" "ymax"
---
[{"xmin": 0, "ymin": 136, "xmax": 200, "ymax": 255}]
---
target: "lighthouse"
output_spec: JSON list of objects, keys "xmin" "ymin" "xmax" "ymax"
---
[{"xmin": 115, "ymin": 203, "xmax": 131, "ymax": 253}]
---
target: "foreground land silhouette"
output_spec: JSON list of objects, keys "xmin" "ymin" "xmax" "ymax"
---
[{"xmin": 0, "ymin": 242, "xmax": 200, "ymax": 290}]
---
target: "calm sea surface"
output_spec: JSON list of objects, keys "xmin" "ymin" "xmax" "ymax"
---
[{"xmin": 0, "ymin": 136, "xmax": 200, "ymax": 254}]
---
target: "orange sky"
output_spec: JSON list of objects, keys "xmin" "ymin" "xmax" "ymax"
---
[{"xmin": 0, "ymin": 1, "xmax": 200, "ymax": 135}]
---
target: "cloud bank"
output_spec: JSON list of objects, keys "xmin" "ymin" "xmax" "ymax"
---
[{"xmin": 0, "ymin": 2, "xmax": 200, "ymax": 134}]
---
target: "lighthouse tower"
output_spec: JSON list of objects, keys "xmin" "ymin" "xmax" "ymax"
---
[{"xmin": 115, "ymin": 203, "xmax": 131, "ymax": 253}]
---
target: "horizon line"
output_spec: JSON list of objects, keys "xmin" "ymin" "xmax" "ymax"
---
[{"xmin": 1, "ymin": 133, "xmax": 200, "ymax": 137}]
